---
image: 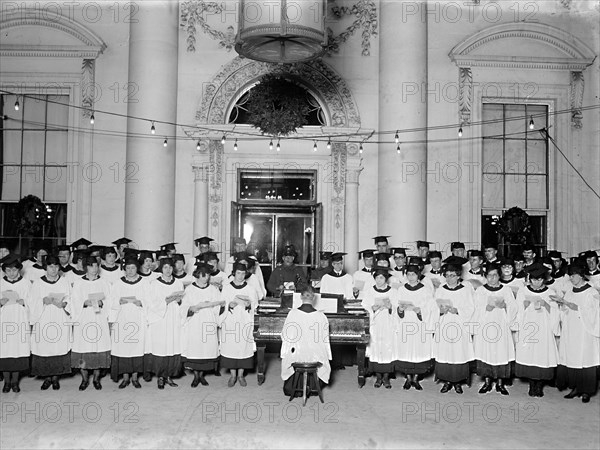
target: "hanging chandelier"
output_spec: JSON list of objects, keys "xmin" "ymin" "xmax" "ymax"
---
[{"xmin": 235, "ymin": 0, "xmax": 327, "ymax": 64}]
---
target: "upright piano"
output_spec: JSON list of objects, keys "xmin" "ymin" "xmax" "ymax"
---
[{"xmin": 253, "ymin": 299, "xmax": 370, "ymax": 387}]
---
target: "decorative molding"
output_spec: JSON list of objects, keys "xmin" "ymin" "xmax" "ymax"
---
[
  {"xmin": 192, "ymin": 164, "xmax": 210, "ymax": 182},
  {"xmin": 346, "ymin": 142, "xmax": 359, "ymax": 157},
  {"xmin": 346, "ymin": 166, "xmax": 363, "ymax": 184},
  {"xmin": 559, "ymin": 0, "xmax": 573, "ymax": 9},
  {"xmin": 450, "ymin": 56, "xmax": 593, "ymax": 71},
  {"xmin": 194, "ymin": 57, "xmax": 361, "ymax": 129},
  {"xmin": 327, "ymin": 0, "xmax": 378, "ymax": 56},
  {"xmin": 81, "ymin": 59, "xmax": 94, "ymax": 118},
  {"xmin": 570, "ymin": 71, "xmax": 584, "ymax": 129},
  {"xmin": 208, "ymin": 140, "xmax": 223, "ymax": 195},
  {"xmin": 458, "ymin": 67, "xmax": 472, "ymax": 126},
  {"xmin": 332, "ymin": 143, "xmax": 347, "ymax": 199}
]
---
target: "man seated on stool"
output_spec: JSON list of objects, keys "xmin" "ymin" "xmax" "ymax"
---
[{"xmin": 281, "ymin": 286, "xmax": 332, "ymax": 397}]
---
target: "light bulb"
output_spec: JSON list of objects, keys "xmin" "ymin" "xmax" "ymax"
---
[
  {"xmin": 326, "ymin": 139, "xmax": 331, "ymax": 150},
  {"xmin": 163, "ymin": 138, "xmax": 168, "ymax": 147},
  {"xmin": 221, "ymin": 135, "xmax": 226, "ymax": 144},
  {"xmin": 196, "ymin": 141, "xmax": 201, "ymax": 150},
  {"xmin": 313, "ymin": 141, "xmax": 318, "ymax": 152},
  {"xmin": 90, "ymin": 113, "xmax": 95, "ymax": 125},
  {"xmin": 269, "ymin": 140, "xmax": 274, "ymax": 150},
  {"xmin": 396, "ymin": 144, "xmax": 401, "ymax": 155},
  {"xmin": 395, "ymin": 131, "xmax": 399, "ymax": 144},
  {"xmin": 529, "ymin": 116, "xmax": 534, "ymax": 130},
  {"xmin": 359, "ymin": 143, "xmax": 363, "ymax": 154},
  {"xmin": 150, "ymin": 122, "xmax": 156, "ymax": 134},
  {"xmin": 14, "ymin": 99, "xmax": 19, "ymax": 111},
  {"xmin": 233, "ymin": 139, "xmax": 238, "ymax": 151},
  {"xmin": 458, "ymin": 127, "xmax": 463, "ymax": 137},
  {"xmin": 276, "ymin": 140, "xmax": 281, "ymax": 152}
]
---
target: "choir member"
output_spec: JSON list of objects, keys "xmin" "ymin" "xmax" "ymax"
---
[
  {"xmin": 352, "ymin": 250, "xmax": 375, "ymax": 298},
  {"xmin": 416, "ymin": 240, "xmax": 431, "ymax": 265},
  {"xmin": 540, "ymin": 257, "xmax": 569, "ymax": 297},
  {"xmin": 22, "ymin": 242, "xmax": 49, "ymax": 282},
  {"xmin": 389, "ymin": 248, "xmax": 408, "ymax": 288},
  {"xmin": 281, "ymin": 287, "xmax": 332, "ymax": 396},
  {"xmin": 361, "ymin": 267, "xmax": 398, "ymax": 388},
  {"xmin": 498, "ymin": 258, "xmax": 525, "ymax": 298},
  {"xmin": 556, "ymin": 264, "xmax": 600, "ymax": 403},
  {"xmin": 203, "ymin": 251, "xmax": 227, "ymax": 289},
  {"xmin": 220, "ymin": 262, "xmax": 259, "ymax": 387},
  {"xmin": 514, "ymin": 266, "xmax": 559, "ymax": 397},
  {"xmin": 0, "ymin": 255, "xmax": 31, "ymax": 392},
  {"xmin": 172, "ymin": 253, "xmax": 194, "ymax": 288},
  {"xmin": 56, "ymin": 245, "xmax": 72, "ymax": 276},
  {"xmin": 109, "ymin": 256, "xmax": 150, "ymax": 389},
  {"xmin": 513, "ymin": 254, "xmax": 527, "ymax": 280},
  {"xmin": 194, "ymin": 236, "xmax": 214, "ymax": 255},
  {"xmin": 548, "ymin": 250, "xmax": 568, "ymax": 279},
  {"xmin": 433, "ymin": 263, "xmax": 475, "ymax": 394},
  {"xmin": 266, "ymin": 245, "xmax": 307, "ymax": 297},
  {"xmin": 112, "ymin": 237, "xmax": 132, "ymax": 262},
  {"xmin": 160, "ymin": 242, "xmax": 178, "ymax": 258},
  {"xmin": 374, "ymin": 235, "xmax": 391, "ymax": 255},
  {"xmin": 99, "ymin": 246, "xmax": 123, "ymax": 285},
  {"xmin": 310, "ymin": 251, "xmax": 333, "ymax": 290},
  {"xmin": 320, "ymin": 252, "xmax": 354, "ymax": 300},
  {"xmin": 65, "ymin": 249, "xmax": 88, "ymax": 286},
  {"xmin": 463, "ymin": 250, "xmax": 486, "ymax": 290},
  {"xmin": 29, "ymin": 255, "xmax": 72, "ymax": 390},
  {"xmin": 395, "ymin": 264, "xmax": 435, "ymax": 390},
  {"xmin": 146, "ymin": 258, "xmax": 185, "ymax": 389},
  {"xmin": 225, "ymin": 238, "xmax": 266, "ymax": 294},
  {"xmin": 71, "ymin": 238, "xmax": 92, "ymax": 251},
  {"xmin": 450, "ymin": 242, "xmax": 466, "ymax": 259},
  {"xmin": 483, "ymin": 243, "xmax": 499, "ymax": 266},
  {"xmin": 228, "ymin": 253, "xmax": 265, "ymax": 300},
  {"xmin": 423, "ymin": 251, "xmax": 444, "ymax": 291},
  {"xmin": 138, "ymin": 250, "xmax": 159, "ymax": 280},
  {"xmin": 472, "ymin": 264, "xmax": 518, "ymax": 395},
  {"xmin": 70, "ymin": 256, "xmax": 112, "ymax": 390},
  {"xmin": 406, "ymin": 257, "xmax": 435, "ymax": 293},
  {"xmin": 180, "ymin": 263, "xmax": 224, "ymax": 387},
  {"xmin": 581, "ymin": 250, "xmax": 600, "ymax": 290},
  {"xmin": 522, "ymin": 245, "xmax": 537, "ymax": 268}
]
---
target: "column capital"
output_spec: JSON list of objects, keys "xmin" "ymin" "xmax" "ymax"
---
[{"xmin": 192, "ymin": 164, "xmax": 210, "ymax": 182}]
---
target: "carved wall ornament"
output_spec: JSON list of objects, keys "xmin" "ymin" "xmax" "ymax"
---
[
  {"xmin": 458, "ymin": 67, "xmax": 473, "ymax": 126},
  {"xmin": 81, "ymin": 59, "xmax": 95, "ymax": 118},
  {"xmin": 332, "ymin": 143, "xmax": 347, "ymax": 199},
  {"xmin": 570, "ymin": 71, "xmax": 584, "ymax": 129}
]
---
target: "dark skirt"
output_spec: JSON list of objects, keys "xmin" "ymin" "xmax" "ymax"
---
[
  {"xmin": 556, "ymin": 365, "xmax": 598, "ymax": 395},
  {"xmin": 395, "ymin": 359, "xmax": 433, "ymax": 375},
  {"xmin": 0, "ymin": 356, "xmax": 29, "ymax": 372},
  {"xmin": 369, "ymin": 361, "xmax": 394, "ymax": 373},
  {"xmin": 183, "ymin": 357, "xmax": 218, "ymax": 372},
  {"xmin": 283, "ymin": 372, "xmax": 326, "ymax": 397},
  {"xmin": 31, "ymin": 353, "xmax": 71, "ymax": 377},
  {"xmin": 220, "ymin": 356, "xmax": 254, "ymax": 370},
  {"xmin": 71, "ymin": 351, "xmax": 111, "ymax": 370},
  {"xmin": 515, "ymin": 363, "xmax": 555, "ymax": 380},
  {"xmin": 435, "ymin": 362, "xmax": 470, "ymax": 383},
  {"xmin": 145, "ymin": 354, "xmax": 182, "ymax": 378},
  {"xmin": 110, "ymin": 356, "xmax": 144, "ymax": 381},
  {"xmin": 476, "ymin": 360, "xmax": 513, "ymax": 379}
]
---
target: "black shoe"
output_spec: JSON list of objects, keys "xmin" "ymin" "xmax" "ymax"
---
[
  {"xmin": 2, "ymin": 384, "xmax": 10, "ymax": 393},
  {"xmin": 52, "ymin": 379, "xmax": 60, "ymax": 390},
  {"xmin": 528, "ymin": 382, "xmax": 535, "ymax": 397},
  {"xmin": 454, "ymin": 383, "xmax": 463, "ymax": 394},
  {"xmin": 440, "ymin": 382, "xmax": 452, "ymax": 393},
  {"xmin": 564, "ymin": 388, "xmax": 578, "ymax": 399},
  {"xmin": 199, "ymin": 376, "xmax": 209, "ymax": 386},
  {"xmin": 374, "ymin": 378, "xmax": 383, "ymax": 388},
  {"xmin": 165, "ymin": 378, "xmax": 178, "ymax": 387},
  {"xmin": 119, "ymin": 379, "xmax": 130, "ymax": 389},
  {"xmin": 496, "ymin": 383, "xmax": 509, "ymax": 396},
  {"xmin": 12, "ymin": 384, "xmax": 20, "ymax": 393},
  {"xmin": 403, "ymin": 379, "xmax": 412, "ymax": 390},
  {"xmin": 132, "ymin": 379, "xmax": 142, "ymax": 389},
  {"xmin": 143, "ymin": 374, "xmax": 152, "ymax": 382},
  {"xmin": 79, "ymin": 380, "xmax": 89, "ymax": 391},
  {"xmin": 582, "ymin": 394, "xmax": 590, "ymax": 403},
  {"xmin": 383, "ymin": 377, "xmax": 391, "ymax": 389},
  {"xmin": 93, "ymin": 380, "xmax": 102, "ymax": 391},
  {"xmin": 157, "ymin": 378, "xmax": 165, "ymax": 389},
  {"xmin": 41, "ymin": 379, "xmax": 52, "ymax": 390},
  {"xmin": 191, "ymin": 377, "xmax": 200, "ymax": 388},
  {"xmin": 411, "ymin": 380, "xmax": 423, "ymax": 391},
  {"xmin": 479, "ymin": 382, "xmax": 493, "ymax": 394},
  {"xmin": 214, "ymin": 370, "xmax": 221, "ymax": 377}
]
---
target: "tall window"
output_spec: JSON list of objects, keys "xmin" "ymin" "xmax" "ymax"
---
[
  {"xmin": 0, "ymin": 94, "xmax": 68, "ymax": 249},
  {"xmin": 481, "ymin": 103, "xmax": 549, "ymax": 255}
]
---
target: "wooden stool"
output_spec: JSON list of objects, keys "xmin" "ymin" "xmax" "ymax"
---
[{"xmin": 289, "ymin": 362, "xmax": 324, "ymax": 406}]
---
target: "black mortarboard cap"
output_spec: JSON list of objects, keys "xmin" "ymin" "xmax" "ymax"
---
[
  {"xmin": 547, "ymin": 250, "xmax": 564, "ymax": 259},
  {"xmin": 123, "ymin": 248, "xmax": 140, "ymax": 257},
  {"xmin": 331, "ymin": 252, "xmax": 347, "ymax": 262},
  {"xmin": 416, "ymin": 240, "xmax": 431, "ymax": 248},
  {"xmin": 450, "ymin": 241, "xmax": 465, "ymax": 250},
  {"xmin": 56, "ymin": 245, "xmax": 71, "ymax": 253},
  {"xmin": 469, "ymin": 249, "xmax": 484, "ymax": 258},
  {"xmin": 372, "ymin": 235, "xmax": 391, "ymax": 244},
  {"xmin": 194, "ymin": 236, "xmax": 214, "ymax": 245},
  {"xmin": 1, "ymin": 253, "xmax": 22, "ymax": 269},
  {"xmin": 391, "ymin": 247, "xmax": 407, "ymax": 256},
  {"xmin": 70, "ymin": 238, "xmax": 92, "ymax": 250},
  {"xmin": 232, "ymin": 261, "xmax": 248, "ymax": 272},
  {"xmin": 527, "ymin": 264, "xmax": 549, "ymax": 279},
  {"xmin": 101, "ymin": 246, "xmax": 117, "ymax": 258},
  {"xmin": 138, "ymin": 250, "xmax": 155, "ymax": 261},
  {"xmin": 319, "ymin": 251, "xmax": 334, "ymax": 260},
  {"xmin": 112, "ymin": 237, "xmax": 132, "ymax": 246},
  {"xmin": 160, "ymin": 242, "xmax": 178, "ymax": 252},
  {"xmin": 282, "ymin": 245, "xmax": 297, "ymax": 256},
  {"xmin": 204, "ymin": 251, "xmax": 220, "ymax": 261},
  {"xmin": 443, "ymin": 255, "xmax": 468, "ymax": 266},
  {"xmin": 372, "ymin": 267, "xmax": 392, "ymax": 278},
  {"xmin": 580, "ymin": 250, "xmax": 598, "ymax": 259},
  {"xmin": 512, "ymin": 253, "xmax": 525, "ymax": 262},
  {"xmin": 156, "ymin": 250, "xmax": 169, "ymax": 260},
  {"xmin": 88, "ymin": 245, "xmax": 104, "ymax": 255},
  {"xmin": 375, "ymin": 252, "xmax": 391, "ymax": 261},
  {"xmin": 407, "ymin": 256, "xmax": 423, "ymax": 266},
  {"xmin": 234, "ymin": 251, "xmax": 250, "ymax": 262},
  {"xmin": 429, "ymin": 251, "xmax": 442, "ymax": 259},
  {"xmin": 499, "ymin": 257, "xmax": 514, "ymax": 266},
  {"xmin": 172, "ymin": 253, "xmax": 185, "ymax": 263},
  {"xmin": 358, "ymin": 249, "xmax": 375, "ymax": 259},
  {"xmin": 72, "ymin": 249, "xmax": 91, "ymax": 263}
]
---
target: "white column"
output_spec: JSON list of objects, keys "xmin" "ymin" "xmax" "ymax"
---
[
  {"xmin": 192, "ymin": 163, "xmax": 210, "ymax": 240},
  {"xmin": 124, "ymin": 1, "xmax": 179, "ymax": 247},
  {"xmin": 344, "ymin": 165, "xmax": 362, "ymax": 273},
  {"xmin": 378, "ymin": 1, "xmax": 427, "ymax": 244}
]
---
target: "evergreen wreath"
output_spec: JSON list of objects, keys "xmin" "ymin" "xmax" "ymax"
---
[
  {"xmin": 13, "ymin": 195, "xmax": 50, "ymax": 236},
  {"xmin": 497, "ymin": 207, "xmax": 532, "ymax": 245},
  {"xmin": 245, "ymin": 74, "xmax": 311, "ymax": 136}
]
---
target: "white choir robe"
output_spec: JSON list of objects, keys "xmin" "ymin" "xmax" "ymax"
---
[
  {"xmin": 0, "ymin": 276, "xmax": 32, "ymax": 358},
  {"xmin": 23, "ymin": 264, "xmax": 45, "ymax": 283},
  {"xmin": 432, "ymin": 284, "xmax": 475, "ymax": 364},
  {"xmin": 546, "ymin": 276, "xmax": 570, "ymax": 298},
  {"xmin": 320, "ymin": 272, "xmax": 354, "ymax": 299},
  {"xmin": 65, "ymin": 269, "xmax": 85, "ymax": 287},
  {"xmin": 423, "ymin": 270, "xmax": 445, "ymax": 293},
  {"xmin": 209, "ymin": 270, "xmax": 227, "ymax": 290},
  {"xmin": 361, "ymin": 286, "xmax": 398, "ymax": 364},
  {"xmin": 500, "ymin": 277, "xmax": 526, "ymax": 299},
  {"xmin": 280, "ymin": 308, "xmax": 332, "ymax": 383},
  {"xmin": 472, "ymin": 284, "xmax": 518, "ymax": 366},
  {"xmin": 138, "ymin": 271, "xmax": 160, "ymax": 282},
  {"xmin": 225, "ymin": 273, "xmax": 265, "ymax": 300},
  {"xmin": 389, "ymin": 269, "xmax": 408, "ymax": 291},
  {"xmin": 180, "ymin": 283, "xmax": 222, "ymax": 360},
  {"xmin": 394, "ymin": 283, "xmax": 436, "ymax": 363},
  {"xmin": 147, "ymin": 277, "xmax": 185, "ymax": 357},
  {"xmin": 173, "ymin": 272, "xmax": 195, "ymax": 289},
  {"xmin": 587, "ymin": 272, "xmax": 600, "ymax": 291},
  {"xmin": 462, "ymin": 270, "xmax": 487, "ymax": 291},
  {"xmin": 352, "ymin": 269, "xmax": 374, "ymax": 298},
  {"xmin": 109, "ymin": 277, "xmax": 151, "ymax": 358},
  {"xmin": 70, "ymin": 277, "xmax": 112, "ymax": 354},
  {"xmin": 29, "ymin": 276, "xmax": 72, "ymax": 357},
  {"xmin": 224, "ymin": 256, "xmax": 266, "ymax": 296},
  {"xmin": 219, "ymin": 282, "xmax": 258, "ymax": 359},
  {"xmin": 99, "ymin": 265, "xmax": 124, "ymax": 285},
  {"xmin": 514, "ymin": 286, "xmax": 559, "ymax": 368},
  {"xmin": 558, "ymin": 284, "xmax": 600, "ymax": 368}
]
